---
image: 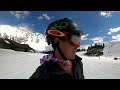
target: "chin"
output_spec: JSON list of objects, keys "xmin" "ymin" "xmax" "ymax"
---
[
  {"xmin": 70, "ymin": 55, "xmax": 75, "ymax": 60},
  {"xmin": 66, "ymin": 52, "xmax": 76, "ymax": 60}
]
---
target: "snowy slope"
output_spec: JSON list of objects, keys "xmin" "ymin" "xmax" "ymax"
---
[
  {"xmin": 0, "ymin": 48, "xmax": 120, "ymax": 79},
  {"xmin": 79, "ymin": 41, "xmax": 120, "ymax": 58},
  {"xmin": 0, "ymin": 25, "xmax": 53, "ymax": 51},
  {"xmin": 103, "ymin": 41, "xmax": 120, "ymax": 57},
  {"xmin": 0, "ymin": 48, "xmax": 47, "ymax": 79},
  {"xmin": 77, "ymin": 52, "xmax": 120, "ymax": 79}
]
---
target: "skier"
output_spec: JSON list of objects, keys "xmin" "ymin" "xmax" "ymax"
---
[{"xmin": 30, "ymin": 18, "xmax": 84, "ymax": 79}]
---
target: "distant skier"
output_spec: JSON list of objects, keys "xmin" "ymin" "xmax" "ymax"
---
[{"xmin": 30, "ymin": 18, "xmax": 84, "ymax": 79}]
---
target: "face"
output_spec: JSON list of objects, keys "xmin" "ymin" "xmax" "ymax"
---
[
  {"xmin": 53, "ymin": 30, "xmax": 82, "ymax": 60},
  {"xmin": 59, "ymin": 38, "xmax": 79, "ymax": 60}
]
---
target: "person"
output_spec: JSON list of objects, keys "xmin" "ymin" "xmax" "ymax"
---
[{"xmin": 30, "ymin": 18, "xmax": 84, "ymax": 79}]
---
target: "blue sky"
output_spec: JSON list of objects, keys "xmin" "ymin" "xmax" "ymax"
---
[{"xmin": 0, "ymin": 11, "xmax": 120, "ymax": 45}]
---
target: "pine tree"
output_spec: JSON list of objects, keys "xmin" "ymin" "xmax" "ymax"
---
[{"xmin": 103, "ymin": 43, "xmax": 105, "ymax": 48}]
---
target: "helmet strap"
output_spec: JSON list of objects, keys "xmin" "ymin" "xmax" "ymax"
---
[{"xmin": 56, "ymin": 41, "xmax": 68, "ymax": 60}]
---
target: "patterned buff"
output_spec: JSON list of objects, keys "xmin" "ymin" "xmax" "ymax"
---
[{"xmin": 40, "ymin": 54, "xmax": 68, "ymax": 65}]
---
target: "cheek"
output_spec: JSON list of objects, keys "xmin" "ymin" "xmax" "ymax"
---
[
  {"xmin": 60, "ymin": 40, "xmax": 74, "ymax": 53},
  {"xmin": 60, "ymin": 41, "xmax": 68, "ymax": 52},
  {"xmin": 63, "ymin": 42, "xmax": 72, "ymax": 52}
]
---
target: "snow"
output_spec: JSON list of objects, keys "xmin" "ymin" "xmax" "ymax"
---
[
  {"xmin": 1, "ymin": 25, "xmax": 120, "ymax": 79},
  {"xmin": 77, "ymin": 52, "xmax": 120, "ymax": 79},
  {"xmin": 103, "ymin": 41, "xmax": 120, "ymax": 57},
  {"xmin": 0, "ymin": 49, "xmax": 46, "ymax": 79},
  {"xmin": 0, "ymin": 47, "xmax": 120, "ymax": 79},
  {"xmin": 5, "ymin": 40, "xmax": 10, "ymax": 44},
  {"xmin": 0, "ymin": 25, "xmax": 53, "ymax": 52}
]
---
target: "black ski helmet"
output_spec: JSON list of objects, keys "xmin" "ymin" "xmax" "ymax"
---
[{"xmin": 45, "ymin": 18, "xmax": 81, "ymax": 45}]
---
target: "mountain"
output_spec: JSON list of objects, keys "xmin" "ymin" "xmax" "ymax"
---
[
  {"xmin": 1, "ymin": 24, "xmax": 120, "ymax": 57},
  {"xmin": 0, "ymin": 25, "xmax": 53, "ymax": 51},
  {"xmin": 103, "ymin": 41, "xmax": 120, "ymax": 58},
  {"xmin": 79, "ymin": 41, "xmax": 120, "ymax": 58}
]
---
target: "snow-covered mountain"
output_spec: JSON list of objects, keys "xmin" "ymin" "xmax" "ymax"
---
[
  {"xmin": 79, "ymin": 41, "xmax": 120, "ymax": 58},
  {"xmin": 103, "ymin": 41, "xmax": 120, "ymax": 58},
  {"xmin": 0, "ymin": 25, "xmax": 53, "ymax": 51},
  {"xmin": 1, "ymin": 24, "xmax": 120, "ymax": 57}
]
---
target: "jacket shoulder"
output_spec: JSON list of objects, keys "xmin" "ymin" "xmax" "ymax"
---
[
  {"xmin": 74, "ymin": 55, "xmax": 84, "ymax": 79},
  {"xmin": 75, "ymin": 55, "xmax": 82, "ymax": 62},
  {"xmin": 29, "ymin": 62, "xmax": 51, "ymax": 79}
]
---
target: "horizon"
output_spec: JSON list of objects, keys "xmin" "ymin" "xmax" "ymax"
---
[{"xmin": 0, "ymin": 11, "xmax": 120, "ymax": 45}]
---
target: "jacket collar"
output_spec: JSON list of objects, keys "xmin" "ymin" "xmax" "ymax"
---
[{"xmin": 48, "ymin": 55, "xmax": 82, "ymax": 75}]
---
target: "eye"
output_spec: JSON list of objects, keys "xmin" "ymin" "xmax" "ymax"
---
[{"xmin": 72, "ymin": 32, "xmax": 80, "ymax": 37}]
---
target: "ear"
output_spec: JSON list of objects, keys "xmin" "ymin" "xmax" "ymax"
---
[{"xmin": 54, "ymin": 37, "xmax": 59, "ymax": 44}]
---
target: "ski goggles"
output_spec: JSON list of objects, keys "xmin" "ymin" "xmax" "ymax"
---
[
  {"xmin": 47, "ymin": 30, "xmax": 83, "ymax": 47},
  {"xmin": 64, "ymin": 30, "xmax": 82, "ymax": 47}
]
